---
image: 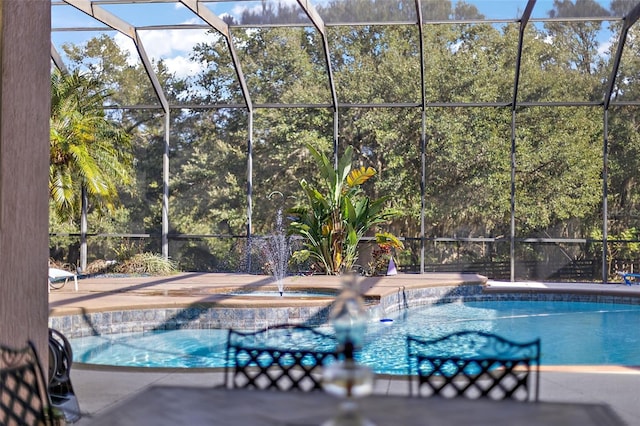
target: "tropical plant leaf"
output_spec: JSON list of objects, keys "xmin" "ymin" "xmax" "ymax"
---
[
  {"xmin": 49, "ymin": 68, "xmax": 134, "ymax": 222},
  {"xmin": 375, "ymin": 232, "xmax": 405, "ymax": 250},
  {"xmin": 288, "ymin": 144, "xmax": 400, "ymax": 274},
  {"xmin": 347, "ymin": 166, "xmax": 376, "ymax": 187}
]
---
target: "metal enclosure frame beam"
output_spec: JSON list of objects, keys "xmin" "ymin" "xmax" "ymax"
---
[
  {"xmin": 50, "ymin": 43, "xmax": 69, "ymax": 74},
  {"xmin": 600, "ymin": 2, "xmax": 640, "ymax": 283},
  {"xmin": 50, "ymin": 0, "xmax": 640, "ymax": 281},
  {"xmin": 178, "ymin": 0, "xmax": 255, "ymax": 268},
  {"xmin": 415, "ymin": 0, "xmax": 426, "ymax": 274},
  {"xmin": 509, "ymin": 0, "xmax": 535, "ymax": 282},
  {"xmin": 297, "ymin": 0, "xmax": 340, "ymax": 166},
  {"xmin": 63, "ymin": 0, "xmax": 172, "ymax": 265}
]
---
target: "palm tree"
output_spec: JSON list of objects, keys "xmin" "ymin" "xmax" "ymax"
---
[{"xmin": 50, "ymin": 68, "xmax": 134, "ymax": 222}]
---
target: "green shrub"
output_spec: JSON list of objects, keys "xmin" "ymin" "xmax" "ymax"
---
[{"xmin": 114, "ymin": 252, "xmax": 178, "ymax": 275}]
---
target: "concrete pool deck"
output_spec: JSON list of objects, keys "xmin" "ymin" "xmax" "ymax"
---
[
  {"xmin": 48, "ymin": 273, "xmax": 640, "ymax": 425},
  {"xmin": 48, "ymin": 271, "xmax": 489, "ymax": 313}
]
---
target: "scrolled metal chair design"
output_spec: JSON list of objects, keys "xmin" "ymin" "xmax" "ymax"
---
[
  {"xmin": 48, "ymin": 328, "xmax": 82, "ymax": 423},
  {"xmin": 224, "ymin": 324, "xmax": 338, "ymax": 392},
  {"xmin": 0, "ymin": 340, "xmax": 55, "ymax": 426},
  {"xmin": 407, "ymin": 331, "xmax": 540, "ymax": 401}
]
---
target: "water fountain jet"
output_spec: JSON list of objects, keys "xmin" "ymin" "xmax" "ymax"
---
[{"xmin": 261, "ymin": 192, "xmax": 292, "ymax": 296}]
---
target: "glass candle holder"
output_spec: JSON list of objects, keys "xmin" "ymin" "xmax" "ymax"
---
[
  {"xmin": 329, "ymin": 272, "xmax": 368, "ymax": 351},
  {"xmin": 322, "ymin": 272, "xmax": 375, "ymax": 426}
]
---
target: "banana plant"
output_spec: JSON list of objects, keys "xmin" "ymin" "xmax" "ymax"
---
[{"xmin": 288, "ymin": 144, "xmax": 398, "ymax": 274}]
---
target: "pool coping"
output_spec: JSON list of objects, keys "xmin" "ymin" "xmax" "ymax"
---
[{"xmin": 71, "ymin": 362, "xmax": 640, "ymax": 375}]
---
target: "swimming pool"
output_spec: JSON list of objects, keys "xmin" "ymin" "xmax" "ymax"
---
[{"xmin": 69, "ymin": 300, "xmax": 640, "ymax": 374}]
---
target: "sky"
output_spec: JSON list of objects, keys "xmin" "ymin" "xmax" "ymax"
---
[{"xmin": 51, "ymin": 0, "xmax": 621, "ymax": 79}]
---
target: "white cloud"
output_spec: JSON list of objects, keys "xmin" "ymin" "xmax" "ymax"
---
[
  {"xmin": 598, "ymin": 40, "xmax": 613, "ymax": 57},
  {"xmin": 138, "ymin": 28, "xmax": 209, "ymax": 58},
  {"xmin": 114, "ymin": 27, "xmax": 216, "ymax": 78},
  {"xmin": 113, "ymin": 32, "xmax": 139, "ymax": 66},
  {"xmin": 163, "ymin": 55, "xmax": 206, "ymax": 78}
]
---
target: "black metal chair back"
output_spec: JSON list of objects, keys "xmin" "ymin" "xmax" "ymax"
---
[
  {"xmin": 0, "ymin": 340, "xmax": 55, "ymax": 426},
  {"xmin": 407, "ymin": 331, "xmax": 540, "ymax": 401},
  {"xmin": 48, "ymin": 328, "xmax": 82, "ymax": 423},
  {"xmin": 224, "ymin": 324, "xmax": 338, "ymax": 392}
]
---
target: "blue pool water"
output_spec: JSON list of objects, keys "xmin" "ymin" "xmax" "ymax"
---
[{"xmin": 69, "ymin": 300, "xmax": 640, "ymax": 374}]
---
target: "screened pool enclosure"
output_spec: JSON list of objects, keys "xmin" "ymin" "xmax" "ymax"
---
[{"xmin": 50, "ymin": 0, "xmax": 640, "ymax": 282}]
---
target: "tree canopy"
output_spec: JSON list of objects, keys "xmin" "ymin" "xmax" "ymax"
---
[{"xmin": 49, "ymin": 0, "xmax": 640, "ymax": 277}]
